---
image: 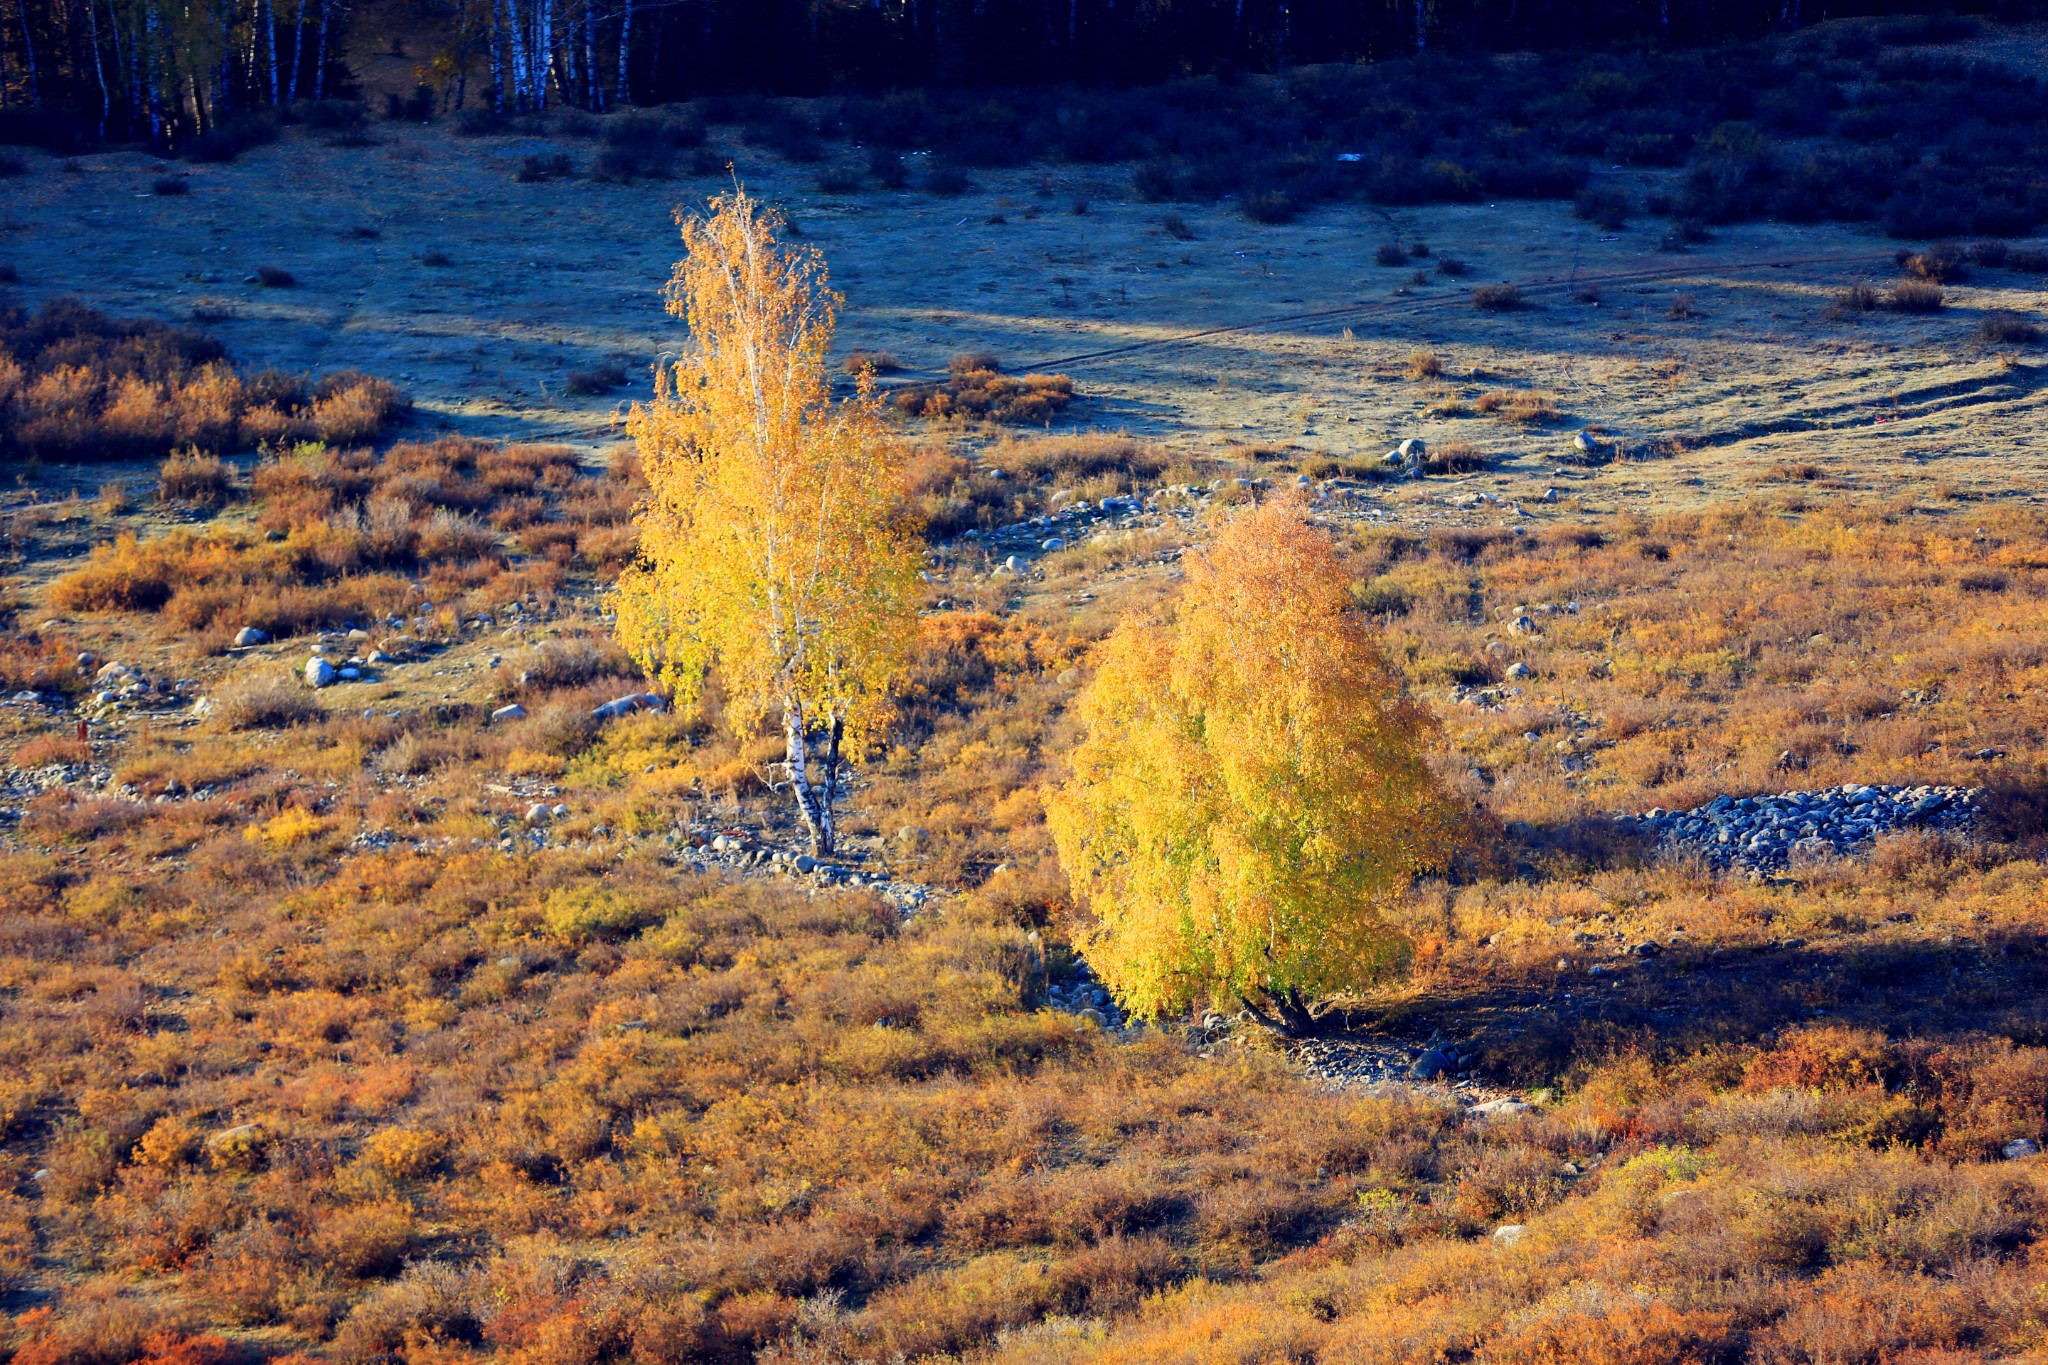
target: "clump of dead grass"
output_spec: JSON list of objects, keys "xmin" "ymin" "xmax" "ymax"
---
[{"xmin": 894, "ymin": 355, "xmax": 1076, "ymax": 425}]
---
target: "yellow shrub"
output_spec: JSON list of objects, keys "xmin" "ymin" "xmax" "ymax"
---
[
  {"xmin": 360, "ymin": 1128, "xmax": 446, "ymax": 1180},
  {"xmin": 245, "ymin": 807, "xmax": 324, "ymax": 848}
]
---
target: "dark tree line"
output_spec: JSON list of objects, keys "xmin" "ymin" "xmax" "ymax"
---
[{"xmin": 0, "ymin": 0, "xmax": 2037, "ymax": 148}]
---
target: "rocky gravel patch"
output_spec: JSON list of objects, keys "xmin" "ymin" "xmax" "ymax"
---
[
  {"xmin": 1042, "ymin": 956, "xmax": 1126, "ymax": 1028},
  {"xmin": 1622, "ymin": 783, "xmax": 1983, "ymax": 872}
]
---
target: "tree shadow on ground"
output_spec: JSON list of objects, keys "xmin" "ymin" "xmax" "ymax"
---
[{"xmin": 1338, "ymin": 782, "xmax": 2048, "ymax": 1083}]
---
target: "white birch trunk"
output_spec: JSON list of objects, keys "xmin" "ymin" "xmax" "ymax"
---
[
  {"xmin": 488, "ymin": 0, "xmax": 504, "ymax": 108},
  {"xmin": 85, "ymin": 0, "xmax": 111, "ymax": 136},
  {"xmin": 534, "ymin": 0, "xmax": 552, "ymax": 109},
  {"xmin": 781, "ymin": 704, "xmax": 836, "ymax": 855},
  {"xmin": 613, "ymin": 0, "xmax": 628, "ymax": 104},
  {"xmin": 313, "ymin": 0, "xmax": 331, "ymax": 97},
  {"xmin": 18, "ymin": 0, "xmax": 41, "ymax": 108},
  {"xmin": 287, "ymin": 0, "xmax": 306, "ymax": 102},
  {"xmin": 144, "ymin": 0, "xmax": 162, "ymax": 141},
  {"xmin": 260, "ymin": 0, "xmax": 277, "ymax": 103},
  {"xmin": 505, "ymin": 0, "xmax": 528, "ymax": 108}
]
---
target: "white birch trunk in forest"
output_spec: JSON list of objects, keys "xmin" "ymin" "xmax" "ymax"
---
[
  {"xmin": 260, "ymin": 0, "xmax": 277, "ymax": 103},
  {"xmin": 287, "ymin": 0, "xmax": 306, "ymax": 103},
  {"xmin": 613, "ymin": 0, "xmax": 628, "ymax": 104}
]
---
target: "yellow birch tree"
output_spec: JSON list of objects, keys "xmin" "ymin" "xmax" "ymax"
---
[
  {"xmin": 614, "ymin": 187, "xmax": 921, "ymax": 856},
  {"xmin": 1045, "ymin": 498, "xmax": 1463, "ymax": 1032}
]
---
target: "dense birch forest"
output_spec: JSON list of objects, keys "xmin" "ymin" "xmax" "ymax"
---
[{"xmin": 0, "ymin": 0, "xmax": 2036, "ymax": 151}]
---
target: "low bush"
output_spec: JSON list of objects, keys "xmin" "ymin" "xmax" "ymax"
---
[
  {"xmin": 0, "ymin": 300, "xmax": 409, "ymax": 462},
  {"xmin": 1472, "ymin": 283, "xmax": 1523, "ymax": 311},
  {"xmin": 1978, "ymin": 310, "xmax": 2039, "ymax": 345},
  {"xmin": 151, "ymin": 176, "xmax": 190, "ymax": 197},
  {"xmin": 1241, "ymin": 190, "xmax": 1299, "ymax": 224},
  {"xmin": 180, "ymin": 113, "xmax": 277, "ymax": 163},
  {"xmin": 1420, "ymin": 441, "xmax": 1490, "ymax": 475},
  {"xmin": 988, "ymin": 431, "xmax": 1166, "ymax": 483},
  {"xmin": 1405, "ymin": 351, "xmax": 1444, "ymax": 381},
  {"xmin": 1829, "ymin": 283, "xmax": 1881, "ymax": 318},
  {"xmin": 894, "ymin": 356, "xmax": 1076, "ymax": 425},
  {"xmin": 565, "ymin": 362, "xmax": 629, "ymax": 395},
  {"xmin": 210, "ymin": 672, "xmax": 325, "ymax": 729},
  {"xmin": 1888, "ymin": 278, "xmax": 1944, "ymax": 313},
  {"xmin": 254, "ymin": 266, "xmax": 295, "ymax": 289},
  {"xmin": 1475, "ymin": 390, "xmax": 1558, "ymax": 424},
  {"xmin": 1898, "ymin": 241, "xmax": 1967, "ymax": 282},
  {"xmin": 843, "ymin": 350, "xmax": 902, "ymax": 375},
  {"xmin": 1574, "ymin": 185, "xmax": 1630, "ymax": 229},
  {"xmin": 157, "ymin": 452, "xmax": 235, "ymax": 508}
]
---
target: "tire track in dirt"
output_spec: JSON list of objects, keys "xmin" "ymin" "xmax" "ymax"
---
[
  {"xmin": 1009, "ymin": 249, "xmax": 1896, "ymax": 374},
  {"xmin": 1676, "ymin": 362, "xmax": 2048, "ymax": 450}
]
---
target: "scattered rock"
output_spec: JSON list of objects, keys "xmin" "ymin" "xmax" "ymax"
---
[
  {"xmin": 1506, "ymin": 662, "xmax": 1535, "ymax": 680},
  {"xmin": 1041, "ymin": 537, "xmax": 1066, "ymax": 552},
  {"xmin": 305, "ymin": 657, "xmax": 337, "ymax": 688},
  {"xmin": 526, "ymin": 802, "xmax": 553, "ymax": 824},
  {"xmin": 1493, "ymin": 1224, "xmax": 1527, "ymax": 1247},
  {"xmin": 1471, "ymin": 1099, "xmax": 1536, "ymax": 1118},
  {"xmin": 233, "ymin": 626, "xmax": 270, "ymax": 647},
  {"xmin": 1624, "ymin": 783, "xmax": 1982, "ymax": 873},
  {"xmin": 206, "ymin": 1124, "xmax": 269, "ymax": 1172},
  {"xmin": 592, "ymin": 692, "xmax": 666, "ymax": 721},
  {"xmin": 491, "ymin": 704, "xmax": 528, "ymax": 723},
  {"xmin": 2004, "ymin": 1138, "xmax": 2041, "ymax": 1160}
]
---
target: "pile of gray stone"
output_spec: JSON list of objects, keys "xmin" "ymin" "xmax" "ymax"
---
[
  {"xmin": 960, "ymin": 491, "xmax": 1162, "ymax": 560},
  {"xmin": 1622, "ymin": 784, "xmax": 1983, "ymax": 872},
  {"xmin": 1045, "ymin": 960, "xmax": 1121, "ymax": 1028}
]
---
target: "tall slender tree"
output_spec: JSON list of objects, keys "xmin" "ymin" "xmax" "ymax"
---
[{"xmin": 615, "ymin": 188, "xmax": 922, "ymax": 857}]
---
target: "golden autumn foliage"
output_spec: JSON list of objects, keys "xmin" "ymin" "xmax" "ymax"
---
[
  {"xmin": 616, "ymin": 187, "xmax": 922, "ymax": 854},
  {"xmin": 1047, "ymin": 499, "xmax": 1463, "ymax": 1029}
]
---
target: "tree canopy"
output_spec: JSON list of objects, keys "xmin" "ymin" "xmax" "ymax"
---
[
  {"xmin": 1046, "ymin": 499, "xmax": 1462, "ymax": 1031},
  {"xmin": 614, "ymin": 186, "xmax": 920, "ymax": 856}
]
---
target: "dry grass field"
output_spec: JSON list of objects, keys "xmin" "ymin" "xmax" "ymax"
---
[{"xmin": 8, "ymin": 20, "xmax": 2048, "ymax": 1365}]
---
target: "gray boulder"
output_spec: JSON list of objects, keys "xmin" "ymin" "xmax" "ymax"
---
[
  {"xmin": 2004, "ymin": 1137, "xmax": 2041, "ymax": 1160},
  {"xmin": 491, "ymin": 703, "xmax": 528, "ymax": 723},
  {"xmin": 234, "ymin": 626, "xmax": 270, "ymax": 648},
  {"xmin": 305, "ymin": 657, "xmax": 337, "ymax": 688},
  {"xmin": 592, "ymin": 692, "xmax": 666, "ymax": 721},
  {"xmin": 1471, "ymin": 1098, "xmax": 1535, "ymax": 1119}
]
